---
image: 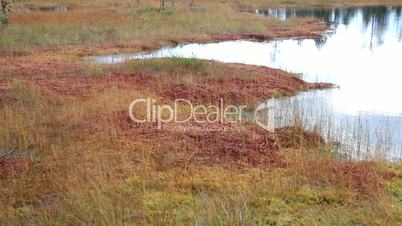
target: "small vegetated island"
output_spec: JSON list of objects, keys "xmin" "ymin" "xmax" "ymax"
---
[{"xmin": 0, "ymin": 0, "xmax": 402, "ymax": 225}]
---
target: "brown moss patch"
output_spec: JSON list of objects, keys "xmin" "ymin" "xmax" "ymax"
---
[
  {"xmin": 0, "ymin": 50, "xmax": 29, "ymax": 58},
  {"xmin": 0, "ymin": 57, "xmax": 81, "ymax": 76},
  {"xmin": 0, "ymin": 158, "xmax": 29, "ymax": 179},
  {"xmin": 111, "ymin": 110, "xmax": 327, "ymax": 169}
]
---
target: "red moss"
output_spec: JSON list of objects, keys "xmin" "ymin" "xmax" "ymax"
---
[
  {"xmin": 111, "ymin": 111, "xmax": 326, "ymax": 169},
  {"xmin": 5, "ymin": 60, "xmax": 332, "ymax": 106},
  {"xmin": 0, "ymin": 158, "xmax": 28, "ymax": 179},
  {"xmin": 0, "ymin": 58, "xmax": 81, "ymax": 76},
  {"xmin": 0, "ymin": 50, "xmax": 28, "ymax": 57},
  {"xmin": 32, "ymin": 73, "xmax": 155, "ymax": 96}
]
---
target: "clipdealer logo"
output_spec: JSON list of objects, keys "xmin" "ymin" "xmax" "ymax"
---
[{"xmin": 129, "ymin": 98, "xmax": 275, "ymax": 132}]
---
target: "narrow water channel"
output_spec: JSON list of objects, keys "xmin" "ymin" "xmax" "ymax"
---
[{"xmin": 87, "ymin": 6, "xmax": 402, "ymax": 161}]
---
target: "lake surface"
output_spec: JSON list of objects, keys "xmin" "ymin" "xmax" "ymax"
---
[{"xmin": 88, "ymin": 6, "xmax": 402, "ymax": 161}]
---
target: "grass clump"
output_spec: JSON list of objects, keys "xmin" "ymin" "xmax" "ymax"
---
[{"xmin": 122, "ymin": 57, "xmax": 210, "ymax": 76}]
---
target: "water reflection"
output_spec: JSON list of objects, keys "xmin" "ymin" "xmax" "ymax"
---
[
  {"xmin": 253, "ymin": 6, "xmax": 402, "ymax": 47},
  {"xmin": 87, "ymin": 6, "xmax": 402, "ymax": 160},
  {"xmin": 268, "ymin": 90, "xmax": 402, "ymax": 161}
]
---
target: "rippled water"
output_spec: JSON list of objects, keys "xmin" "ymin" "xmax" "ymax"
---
[{"xmin": 88, "ymin": 6, "xmax": 402, "ymax": 160}]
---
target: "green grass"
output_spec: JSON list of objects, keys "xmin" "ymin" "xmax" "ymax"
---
[{"xmin": 121, "ymin": 58, "xmax": 214, "ymax": 76}]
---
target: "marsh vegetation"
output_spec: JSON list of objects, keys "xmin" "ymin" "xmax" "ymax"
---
[{"xmin": 1, "ymin": 0, "xmax": 402, "ymax": 225}]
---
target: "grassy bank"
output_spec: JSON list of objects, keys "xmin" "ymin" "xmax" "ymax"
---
[
  {"xmin": 1, "ymin": 0, "xmax": 402, "ymax": 225},
  {"xmin": 1, "ymin": 0, "xmax": 328, "ymax": 54}
]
